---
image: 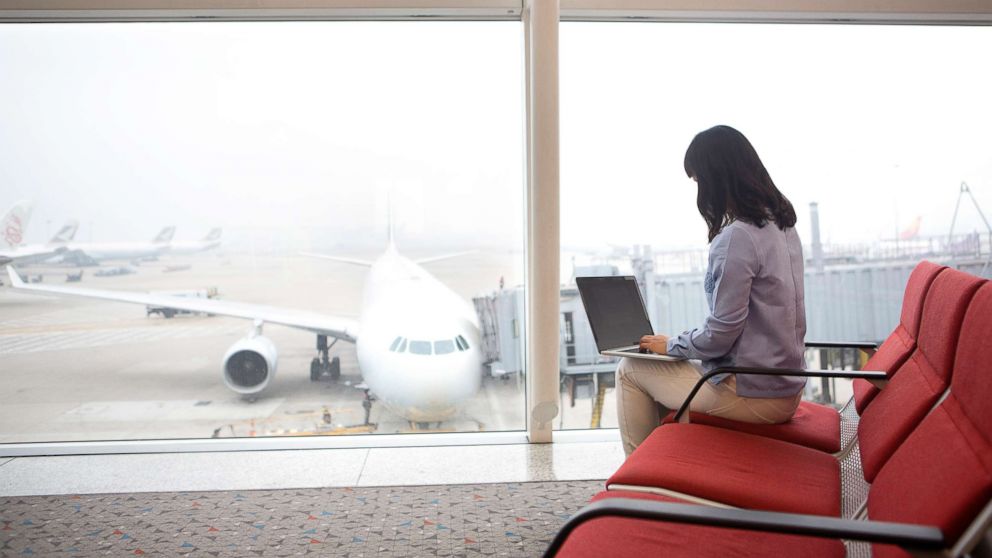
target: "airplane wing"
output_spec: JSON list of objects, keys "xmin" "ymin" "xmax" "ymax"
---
[
  {"xmin": 299, "ymin": 252, "xmax": 374, "ymax": 267},
  {"xmin": 1, "ymin": 245, "xmax": 67, "ymax": 265},
  {"xmin": 415, "ymin": 251, "xmax": 478, "ymax": 265},
  {"xmin": 6, "ymin": 267, "xmax": 360, "ymax": 342}
]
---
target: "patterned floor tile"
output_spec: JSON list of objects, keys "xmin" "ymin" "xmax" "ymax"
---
[{"xmin": 1, "ymin": 480, "xmax": 602, "ymax": 557}]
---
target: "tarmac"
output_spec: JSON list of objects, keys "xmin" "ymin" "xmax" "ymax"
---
[{"xmin": 0, "ymin": 252, "xmax": 617, "ymax": 444}]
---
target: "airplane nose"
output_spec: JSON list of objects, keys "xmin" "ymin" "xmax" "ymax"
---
[{"xmin": 370, "ymin": 347, "xmax": 482, "ymax": 422}]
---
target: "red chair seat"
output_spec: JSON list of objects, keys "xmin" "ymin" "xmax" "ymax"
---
[
  {"xmin": 662, "ymin": 400, "xmax": 841, "ymax": 453},
  {"xmin": 607, "ymin": 424, "xmax": 841, "ymax": 517},
  {"xmin": 555, "ymin": 491, "xmax": 846, "ymax": 558}
]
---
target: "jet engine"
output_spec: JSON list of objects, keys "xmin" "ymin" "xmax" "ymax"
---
[{"xmin": 222, "ymin": 335, "xmax": 278, "ymax": 395}]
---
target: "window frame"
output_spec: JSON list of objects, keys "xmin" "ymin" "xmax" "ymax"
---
[{"xmin": 1, "ymin": 0, "xmax": 989, "ymax": 457}]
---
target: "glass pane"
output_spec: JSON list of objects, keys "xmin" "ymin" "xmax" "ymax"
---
[
  {"xmin": 559, "ymin": 23, "xmax": 992, "ymax": 429},
  {"xmin": 0, "ymin": 21, "xmax": 525, "ymax": 443},
  {"xmin": 409, "ymin": 341, "xmax": 433, "ymax": 355},
  {"xmin": 434, "ymin": 340, "xmax": 456, "ymax": 355}
]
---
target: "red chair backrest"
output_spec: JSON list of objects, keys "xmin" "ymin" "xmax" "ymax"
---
[
  {"xmin": 857, "ymin": 267, "xmax": 985, "ymax": 482},
  {"xmin": 867, "ymin": 281, "xmax": 992, "ymax": 558},
  {"xmin": 854, "ymin": 261, "xmax": 946, "ymax": 413}
]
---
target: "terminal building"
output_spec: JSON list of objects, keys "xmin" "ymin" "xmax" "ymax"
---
[{"xmin": 1, "ymin": 2, "xmax": 991, "ymax": 557}]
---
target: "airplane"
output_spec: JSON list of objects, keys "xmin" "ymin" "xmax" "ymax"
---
[
  {"xmin": 0, "ymin": 201, "xmax": 73, "ymax": 265},
  {"xmin": 6, "ymin": 233, "xmax": 484, "ymax": 425},
  {"xmin": 168, "ymin": 228, "xmax": 223, "ymax": 255},
  {"xmin": 57, "ymin": 226, "xmax": 176, "ymax": 264}
]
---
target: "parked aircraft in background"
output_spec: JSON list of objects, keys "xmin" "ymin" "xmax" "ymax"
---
[
  {"xmin": 57, "ymin": 226, "xmax": 176, "ymax": 264},
  {"xmin": 6, "ymin": 235, "xmax": 484, "ymax": 425},
  {"xmin": 168, "ymin": 228, "xmax": 223, "ymax": 255},
  {"xmin": 0, "ymin": 201, "xmax": 73, "ymax": 265}
]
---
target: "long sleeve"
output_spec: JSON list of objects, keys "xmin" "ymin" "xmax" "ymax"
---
[{"xmin": 667, "ymin": 226, "xmax": 758, "ymax": 382}]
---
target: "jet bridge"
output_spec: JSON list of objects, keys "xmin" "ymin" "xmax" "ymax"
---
[{"xmin": 473, "ymin": 277, "xmax": 618, "ymax": 429}]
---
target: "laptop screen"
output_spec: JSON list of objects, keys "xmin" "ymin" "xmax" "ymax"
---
[{"xmin": 575, "ymin": 276, "xmax": 654, "ymax": 352}]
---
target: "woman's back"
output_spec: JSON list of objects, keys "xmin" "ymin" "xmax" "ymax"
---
[{"xmin": 713, "ymin": 220, "xmax": 806, "ymax": 397}]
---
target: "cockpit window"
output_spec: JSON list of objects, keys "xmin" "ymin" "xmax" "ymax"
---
[
  {"xmin": 434, "ymin": 340, "xmax": 455, "ymax": 355},
  {"xmin": 409, "ymin": 340, "xmax": 432, "ymax": 355},
  {"xmin": 397, "ymin": 338, "xmax": 407, "ymax": 352},
  {"xmin": 456, "ymin": 335, "xmax": 470, "ymax": 351},
  {"xmin": 389, "ymin": 337, "xmax": 402, "ymax": 351}
]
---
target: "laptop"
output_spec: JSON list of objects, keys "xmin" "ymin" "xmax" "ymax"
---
[{"xmin": 575, "ymin": 275, "xmax": 683, "ymax": 362}]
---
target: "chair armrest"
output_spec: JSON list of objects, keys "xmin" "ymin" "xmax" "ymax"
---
[
  {"xmin": 805, "ymin": 341, "xmax": 879, "ymax": 351},
  {"xmin": 543, "ymin": 499, "xmax": 944, "ymax": 557},
  {"xmin": 672, "ymin": 367, "xmax": 887, "ymax": 422}
]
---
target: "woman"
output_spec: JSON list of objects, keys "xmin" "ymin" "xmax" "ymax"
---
[{"xmin": 617, "ymin": 125, "xmax": 806, "ymax": 457}]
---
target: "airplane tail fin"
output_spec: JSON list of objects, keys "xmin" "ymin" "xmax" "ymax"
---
[
  {"xmin": 1, "ymin": 200, "xmax": 33, "ymax": 249},
  {"xmin": 202, "ymin": 228, "xmax": 222, "ymax": 242},
  {"xmin": 386, "ymin": 197, "xmax": 395, "ymax": 249},
  {"xmin": 153, "ymin": 226, "xmax": 176, "ymax": 244},
  {"xmin": 899, "ymin": 216, "xmax": 922, "ymax": 241},
  {"xmin": 50, "ymin": 220, "xmax": 79, "ymax": 244},
  {"xmin": 299, "ymin": 252, "xmax": 374, "ymax": 268}
]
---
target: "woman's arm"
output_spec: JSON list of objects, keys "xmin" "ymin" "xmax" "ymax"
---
[{"xmin": 666, "ymin": 226, "xmax": 758, "ymax": 360}]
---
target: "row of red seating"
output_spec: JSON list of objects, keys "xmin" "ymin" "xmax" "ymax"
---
[{"xmin": 545, "ymin": 261, "xmax": 992, "ymax": 558}]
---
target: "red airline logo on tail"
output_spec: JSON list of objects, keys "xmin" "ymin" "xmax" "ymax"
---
[{"xmin": 3, "ymin": 215, "xmax": 23, "ymax": 246}]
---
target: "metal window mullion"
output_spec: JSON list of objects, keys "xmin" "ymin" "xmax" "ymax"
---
[{"xmin": 524, "ymin": 0, "xmax": 560, "ymax": 444}]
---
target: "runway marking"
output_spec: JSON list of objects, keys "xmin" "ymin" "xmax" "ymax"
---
[
  {"xmin": 55, "ymin": 399, "xmax": 286, "ymax": 423},
  {"xmin": 0, "ymin": 324, "xmax": 248, "ymax": 355},
  {"xmin": 0, "ymin": 307, "xmax": 111, "ymax": 329}
]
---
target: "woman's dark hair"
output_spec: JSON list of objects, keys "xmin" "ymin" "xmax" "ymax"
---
[{"xmin": 683, "ymin": 125, "xmax": 797, "ymax": 242}]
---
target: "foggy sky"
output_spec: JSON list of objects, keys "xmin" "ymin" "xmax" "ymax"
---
[{"xmin": 1, "ymin": 22, "xmax": 990, "ymax": 253}]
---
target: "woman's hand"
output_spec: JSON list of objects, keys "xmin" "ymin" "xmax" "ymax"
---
[{"xmin": 639, "ymin": 334, "xmax": 670, "ymax": 354}]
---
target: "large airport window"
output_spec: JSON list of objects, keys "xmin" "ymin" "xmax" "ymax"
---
[
  {"xmin": 0, "ymin": 21, "xmax": 526, "ymax": 443},
  {"xmin": 557, "ymin": 23, "xmax": 992, "ymax": 431}
]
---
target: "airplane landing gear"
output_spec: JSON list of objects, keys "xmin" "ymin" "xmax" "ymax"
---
[{"xmin": 310, "ymin": 334, "xmax": 341, "ymax": 382}]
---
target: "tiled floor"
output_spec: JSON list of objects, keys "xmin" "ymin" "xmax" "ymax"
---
[{"xmin": 0, "ymin": 441, "xmax": 625, "ymax": 497}]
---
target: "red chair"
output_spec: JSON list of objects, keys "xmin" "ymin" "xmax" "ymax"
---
[
  {"xmin": 606, "ymin": 268, "xmax": 985, "ymax": 518},
  {"xmin": 546, "ymin": 281, "xmax": 992, "ymax": 558},
  {"xmin": 660, "ymin": 260, "xmax": 945, "ymax": 454}
]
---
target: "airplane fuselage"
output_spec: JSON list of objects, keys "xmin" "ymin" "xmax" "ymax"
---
[
  {"xmin": 354, "ymin": 245, "xmax": 483, "ymax": 423},
  {"xmin": 168, "ymin": 241, "xmax": 221, "ymax": 255}
]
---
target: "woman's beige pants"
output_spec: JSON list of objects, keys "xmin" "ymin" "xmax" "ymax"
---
[{"xmin": 616, "ymin": 357, "xmax": 802, "ymax": 456}]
